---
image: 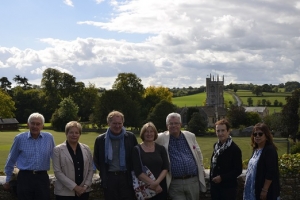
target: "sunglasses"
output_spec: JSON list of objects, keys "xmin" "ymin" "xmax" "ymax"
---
[{"xmin": 253, "ymin": 132, "xmax": 264, "ymax": 137}]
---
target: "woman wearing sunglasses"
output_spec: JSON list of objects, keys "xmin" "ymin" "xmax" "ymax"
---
[{"xmin": 243, "ymin": 123, "xmax": 280, "ymax": 200}]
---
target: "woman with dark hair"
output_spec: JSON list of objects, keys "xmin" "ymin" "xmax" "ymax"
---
[{"xmin": 244, "ymin": 123, "xmax": 280, "ymax": 200}]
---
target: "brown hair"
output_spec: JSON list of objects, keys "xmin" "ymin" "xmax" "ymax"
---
[
  {"xmin": 140, "ymin": 122, "xmax": 158, "ymax": 141},
  {"xmin": 65, "ymin": 121, "xmax": 82, "ymax": 135},
  {"xmin": 215, "ymin": 119, "xmax": 231, "ymax": 131},
  {"xmin": 251, "ymin": 123, "xmax": 277, "ymax": 150},
  {"xmin": 107, "ymin": 111, "xmax": 125, "ymax": 123}
]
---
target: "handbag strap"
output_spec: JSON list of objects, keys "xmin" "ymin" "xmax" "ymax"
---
[{"xmin": 136, "ymin": 145, "xmax": 144, "ymax": 167}]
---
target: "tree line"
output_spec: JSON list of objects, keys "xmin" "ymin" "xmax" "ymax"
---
[{"xmin": 1, "ymin": 70, "xmax": 300, "ymax": 141}]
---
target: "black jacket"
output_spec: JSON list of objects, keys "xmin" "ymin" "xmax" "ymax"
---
[
  {"xmin": 254, "ymin": 143, "xmax": 280, "ymax": 200},
  {"xmin": 93, "ymin": 131, "xmax": 138, "ymax": 188},
  {"xmin": 210, "ymin": 141, "xmax": 243, "ymax": 188}
]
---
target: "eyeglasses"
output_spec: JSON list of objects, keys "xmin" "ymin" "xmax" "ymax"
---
[
  {"xmin": 30, "ymin": 122, "xmax": 42, "ymax": 126},
  {"xmin": 168, "ymin": 122, "xmax": 180, "ymax": 126},
  {"xmin": 253, "ymin": 132, "xmax": 264, "ymax": 137}
]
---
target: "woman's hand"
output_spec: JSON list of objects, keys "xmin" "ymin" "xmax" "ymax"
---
[
  {"xmin": 260, "ymin": 190, "xmax": 267, "ymax": 200},
  {"xmin": 212, "ymin": 175, "xmax": 222, "ymax": 184},
  {"xmin": 73, "ymin": 185, "xmax": 86, "ymax": 196},
  {"xmin": 148, "ymin": 181, "xmax": 159, "ymax": 190},
  {"xmin": 154, "ymin": 185, "xmax": 163, "ymax": 193}
]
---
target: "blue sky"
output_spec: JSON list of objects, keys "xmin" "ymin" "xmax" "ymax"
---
[{"xmin": 1, "ymin": 0, "xmax": 300, "ymax": 89}]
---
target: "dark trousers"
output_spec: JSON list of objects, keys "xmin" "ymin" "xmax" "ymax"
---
[
  {"xmin": 56, "ymin": 192, "xmax": 89, "ymax": 200},
  {"xmin": 104, "ymin": 171, "xmax": 135, "ymax": 200},
  {"xmin": 17, "ymin": 170, "xmax": 50, "ymax": 200},
  {"xmin": 210, "ymin": 182, "xmax": 237, "ymax": 200}
]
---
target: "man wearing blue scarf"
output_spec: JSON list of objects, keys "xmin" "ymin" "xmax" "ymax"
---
[{"xmin": 93, "ymin": 111, "xmax": 138, "ymax": 200}]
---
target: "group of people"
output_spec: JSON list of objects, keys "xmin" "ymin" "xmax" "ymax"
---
[{"xmin": 3, "ymin": 111, "xmax": 280, "ymax": 200}]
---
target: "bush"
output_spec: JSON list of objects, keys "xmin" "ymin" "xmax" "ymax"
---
[
  {"xmin": 291, "ymin": 142, "xmax": 300, "ymax": 154},
  {"xmin": 278, "ymin": 153, "xmax": 300, "ymax": 175}
]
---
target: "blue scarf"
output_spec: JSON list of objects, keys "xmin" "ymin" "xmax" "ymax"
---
[{"xmin": 105, "ymin": 127, "xmax": 126, "ymax": 171}]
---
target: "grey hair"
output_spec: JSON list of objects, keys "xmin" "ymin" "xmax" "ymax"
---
[
  {"xmin": 166, "ymin": 112, "xmax": 181, "ymax": 125},
  {"xmin": 28, "ymin": 113, "xmax": 45, "ymax": 124}
]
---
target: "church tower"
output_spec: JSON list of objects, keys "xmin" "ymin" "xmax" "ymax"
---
[{"xmin": 206, "ymin": 74, "xmax": 224, "ymax": 108}]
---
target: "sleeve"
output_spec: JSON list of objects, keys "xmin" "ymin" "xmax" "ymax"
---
[
  {"xmin": 194, "ymin": 135, "xmax": 204, "ymax": 163},
  {"xmin": 84, "ymin": 145, "xmax": 94, "ymax": 187},
  {"xmin": 160, "ymin": 145, "xmax": 169, "ymax": 171},
  {"xmin": 220, "ymin": 145, "xmax": 242, "ymax": 182},
  {"xmin": 52, "ymin": 146, "xmax": 77, "ymax": 190},
  {"xmin": 93, "ymin": 136, "xmax": 100, "ymax": 171},
  {"xmin": 50, "ymin": 134, "xmax": 55, "ymax": 159},
  {"xmin": 264, "ymin": 146, "xmax": 278, "ymax": 180},
  {"xmin": 5, "ymin": 136, "xmax": 20, "ymax": 182},
  {"xmin": 132, "ymin": 146, "xmax": 143, "ymax": 177}
]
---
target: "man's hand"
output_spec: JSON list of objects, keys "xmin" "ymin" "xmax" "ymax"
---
[{"xmin": 3, "ymin": 182, "xmax": 10, "ymax": 191}]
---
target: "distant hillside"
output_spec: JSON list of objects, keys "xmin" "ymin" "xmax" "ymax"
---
[{"xmin": 172, "ymin": 92, "xmax": 235, "ymax": 107}]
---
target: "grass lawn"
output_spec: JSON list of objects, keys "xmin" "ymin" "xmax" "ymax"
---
[
  {"xmin": 172, "ymin": 92, "xmax": 235, "ymax": 107},
  {"xmin": 0, "ymin": 130, "xmax": 289, "ymax": 173}
]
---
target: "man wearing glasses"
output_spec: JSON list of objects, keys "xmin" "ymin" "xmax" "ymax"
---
[
  {"xmin": 4, "ymin": 112, "xmax": 55, "ymax": 200},
  {"xmin": 156, "ymin": 112, "xmax": 206, "ymax": 200}
]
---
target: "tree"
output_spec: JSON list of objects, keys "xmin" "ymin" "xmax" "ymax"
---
[
  {"xmin": 75, "ymin": 83, "xmax": 99, "ymax": 121},
  {"xmin": 245, "ymin": 112, "xmax": 261, "ymax": 126},
  {"xmin": 93, "ymin": 90, "xmax": 140, "ymax": 128},
  {"xmin": 263, "ymin": 113, "xmax": 286, "ymax": 136},
  {"xmin": 256, "ymin": 100, "xmax": 261, "ymax": 106},
  {"xmin": 13, "ymin": 75, "xmax": 31, "ymax": 89},
  {"xmin": 147, "ymin": 100, "xmax": 177, "ymax": 132},
  {"xmin": 112, "ymin": 73, "xmax": 145, "ymax": 102},
  {"xmin": 141, "ymin": 86, "xmax": 173, "ymax": 123},
  {"xmin": 143, "ymin": 86, "xmax": 173, "ymax": 103},
  {"xmin": 41, "ymin": 68, "xmax": 63, "ymax": 120},
  {"xmin": 0, "ymin": 90, "xmax": 16, "ymax": 118},
  {"xmin": 51, "ymin": 97, "xmax": 79, "ymax": 131},
  {"xmin": 274, "ymin": 99, "xmax": 279, "ymax": 107},
  {"xmin": 12, "ymin": 87, "xmax": 46, "ymax": 123},
  {"xmin": 285, "ymin": 81, "xmax": 300, "ymax": 92},
  {"xmin": 262, "ymin": 99, "xmax": 266, "ymax": 106},
  {"xmin": 252, "ymin": 86, "xmax": 263, "ymax": 96},
  {"xmin": 247, "ymin": 97, "xmax": 253, "ymax": 106},
  {"xmin": 0, "ymin": 77, "xmax": 12, "ymax": 91},
  {"xmin": 187, "ymin": 112, "xmax": 207, "ymax": 135},
  {"xmin": 226, "ymin": 105, "xmax": 247, "ymax": 128},
  {"xmin": 281, "ymin": 88, "xmax": 300, "ymax": 141}
]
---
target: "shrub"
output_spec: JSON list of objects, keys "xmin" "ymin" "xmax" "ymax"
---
[
  {"xmin": 290, "ymin": 142, "xmax": 300, "ymax": 154},
  {"xmin": 278, "ymin": 153, "xmax": 300, "ymax": 175}
]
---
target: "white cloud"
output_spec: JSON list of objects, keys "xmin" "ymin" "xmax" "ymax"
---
[
  {"xmin": 63, "ymin": 0, "xmax": 74, "ymax": 7},
  {"xmin": 1, "ymin": 0, "xmax": 300, "ymax": 89}
]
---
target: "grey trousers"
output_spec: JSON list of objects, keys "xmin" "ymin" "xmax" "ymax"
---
[{"xmin": 169, "ymin": 176, "xmax": 200, "ymax": 200}]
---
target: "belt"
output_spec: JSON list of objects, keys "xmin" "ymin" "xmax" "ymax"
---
[
  {"xmin": 173, "ymin": 175, "xmax": 197, "ymax": 180},
  {"xmin": 20, "ymin": 170, "xmax": 47, "ymax": 174},
  {"xmin": 108, "ymin": 171, "xmax": 127, "ymax": 175}
]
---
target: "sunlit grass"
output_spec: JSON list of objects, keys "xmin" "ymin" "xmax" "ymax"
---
[{"xmin": 0, "ymin": 130, "xmax": 289, "ymax": 173}]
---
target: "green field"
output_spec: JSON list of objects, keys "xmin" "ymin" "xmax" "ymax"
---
[
  {"xmin": 236, "ymin": 90, "xmax": 290, "ymax": 105},
  {"xmin": 172, "ymin": 92, "xmax": 235, "ymax": 107},
  {"xmin": 0, "ymin": 130, "xmax": 289, "ymax": 173}
]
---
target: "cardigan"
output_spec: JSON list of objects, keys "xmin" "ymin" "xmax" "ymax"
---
[
  {"xmin": 209, "ymin": 141, "xmax": 242, "ymax": 188},
  {"xmin": 254, "ymin": 144, "xmax": 280, "ymax": 200}
]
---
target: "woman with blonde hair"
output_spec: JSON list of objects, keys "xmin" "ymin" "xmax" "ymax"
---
[
  {"xmin": 53, "ymin": 121, "xmax": 94, "ymax": 200},
  {"xmin": 132, "ymin": 122, "xmax": 169, "ymax": 199}
]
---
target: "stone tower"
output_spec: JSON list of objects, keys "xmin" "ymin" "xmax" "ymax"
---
[{"xmin": 206, "ymin": 74, "xmax": 224, "ymax": 108}]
